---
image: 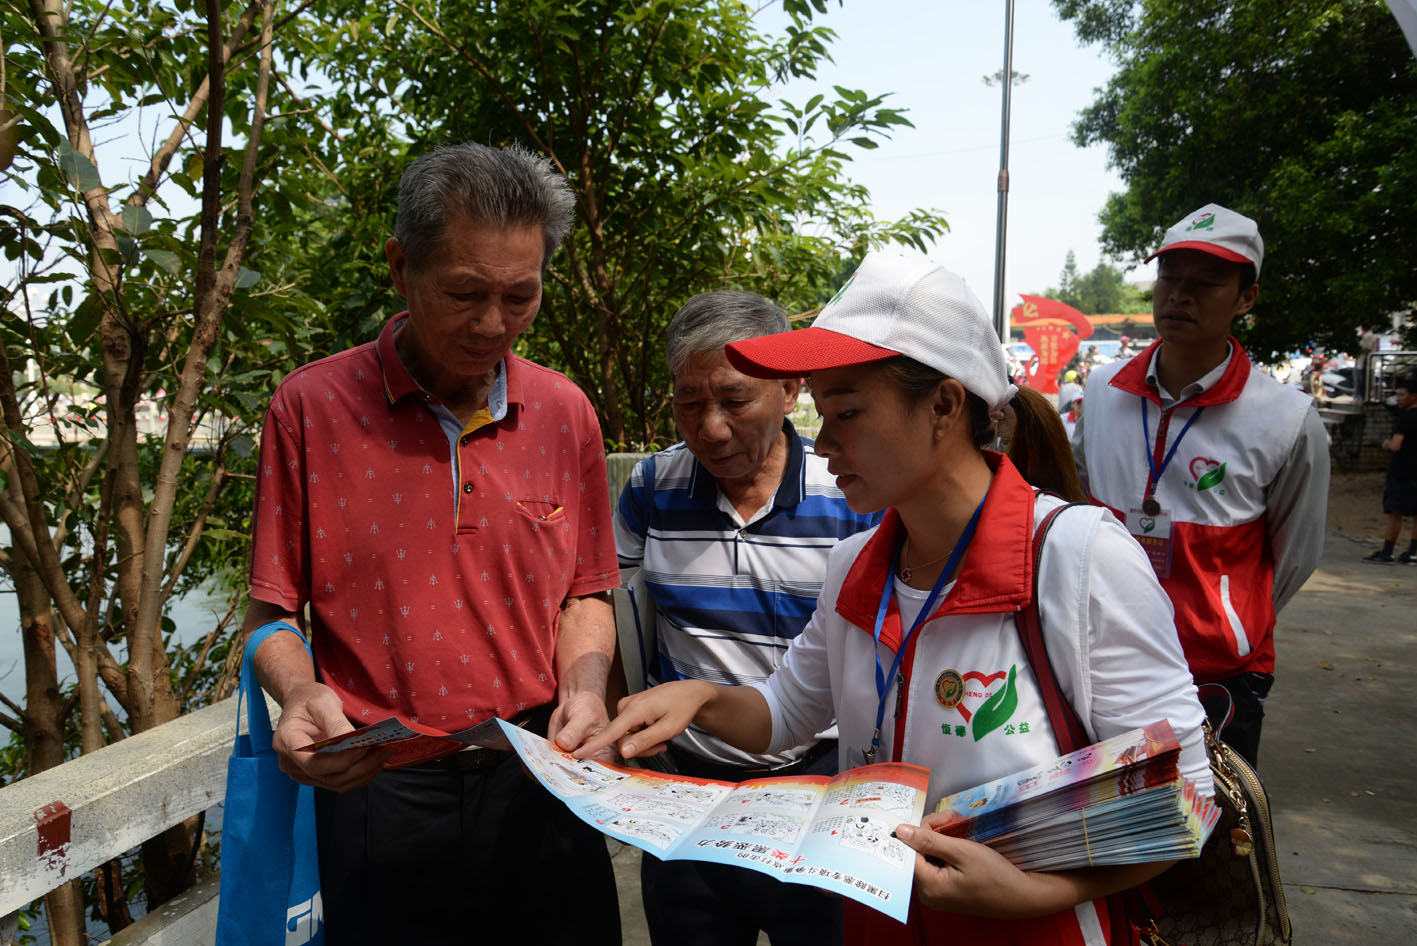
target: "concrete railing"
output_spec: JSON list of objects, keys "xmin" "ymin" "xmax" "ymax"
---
[
  {"xmin": 0, "ymin": 696, "xmax": 261, "ymax": 946},
  {"xmin": 606, "ymin": 452, "xmax": 646, "ymax": 510}
]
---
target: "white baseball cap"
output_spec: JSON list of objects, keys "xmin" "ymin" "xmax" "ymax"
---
[
  {"xmin": 1145, "ymin": 202, "xmax": 1264, "ymax": 276},
  {"xmin": 724, "ymin": 252, "xmax": 1016, "ymax": 412}
]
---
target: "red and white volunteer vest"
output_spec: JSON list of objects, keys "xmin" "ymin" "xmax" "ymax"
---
[{"xmin": 1081, "ymin": 339, "xmax": 1313, "ymax": 680}]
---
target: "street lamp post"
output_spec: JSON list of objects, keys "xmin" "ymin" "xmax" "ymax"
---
[{"xmin": 985, "ymin": 0, "xmax": 1029, "ymax": 343}]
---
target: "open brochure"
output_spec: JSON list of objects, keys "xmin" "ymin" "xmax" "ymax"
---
[
  {"xmin": 932, "ymin": 720, "xmax": 1220, "ymax": 871},
  {"xmin": 494, "ymin": 720, "xmax": 927, "ymax": 923},
  {"xmin": 304, "ymin": 713, "xmax": 1215, "ymax": 895},
  {"xmin": 300, "ymin": 715, "xmax": 513, "ymax": 769}
]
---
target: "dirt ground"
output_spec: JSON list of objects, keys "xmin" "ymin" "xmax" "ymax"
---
[{"xmin": 1325, "ymin": 469, "xmax": 1395, "ymax": 546}]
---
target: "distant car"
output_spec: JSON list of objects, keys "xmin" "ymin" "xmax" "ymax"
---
[{"xmin": 1321, "ymin": 366, "xmax": 1356, "ymax": 398}]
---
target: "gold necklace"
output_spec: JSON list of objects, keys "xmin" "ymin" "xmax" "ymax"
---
[{"xmin": 898, "ymin": 540, "xmax": 953, "ymax": 582}]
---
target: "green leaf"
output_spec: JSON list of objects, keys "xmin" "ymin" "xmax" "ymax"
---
[
  {"xmin": 113, "ymin": 233, "xmax": 139, "ymax": 265},
  {"xmin": 146, "ymin": 249, "xmax": 182, "ymax": 274},
  {"xmin": 972, "ymin": 665, "xmax": 1019, "ymax": 742},
  {"xmin": 1196, "ymin": 463, "xmax": 1226, "ymax": 491},
  {"xmin": 58, "ymin": 140, "xmax": 102, "ymax": 191},
  {"xmin": 234, "ymin": 267, "xmax": 260, "ymax": 289},
  {"xmin": 67, "ymin": 293, "xmax": 103, "ymax": 341},
  {"xmin": 120, "ymin": 204, "xmax": 154, "ymax": 235}
]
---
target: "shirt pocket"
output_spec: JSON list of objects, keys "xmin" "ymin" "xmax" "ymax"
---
[
  {"xmin": 773, "ymin": 580, "xmax": 823, "ymax": 643},
  {"xmin": 510, "ymin": 498, "xmax": 572, "ymax": 561},
  {"xmin": 514, "ymin": 499, "xmax": 566, "ymax": 524}
]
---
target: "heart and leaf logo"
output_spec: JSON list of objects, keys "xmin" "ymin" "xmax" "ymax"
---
[
  {"xmin": 1188, "ymin": 456, "xmax": 1227, "ymax": 491},
  {"xmin": 1186, "ymin": 212, "xmax": 1216, "ymax": 232},
  {"xmin": 971, "ymin": 665, "xmax": 1019, "ymax": 741},
  {"xmin": 938, "ymin": 666, "xmax": 1021, "ymax": 742},
  {"xmin": 1139, "ymin": 516, "xmax": 1156, "ymax": 533}
]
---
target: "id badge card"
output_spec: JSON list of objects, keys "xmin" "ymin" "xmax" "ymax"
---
[{"xmin": 1127, "ymin": 507, "xmax": 1174, "ymax": 578}]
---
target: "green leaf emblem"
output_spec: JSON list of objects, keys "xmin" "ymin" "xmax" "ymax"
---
[
  {"xmin": 824, "ymin": 271, "xmax": 857, "ymax": 310},
  {"xmin": 1196, "ymin": 462, "xmax": 1227, "ymax": 491},
  {"xmin": 972, "ymin": 665, "xmax": 1019, "ymax": 741}
]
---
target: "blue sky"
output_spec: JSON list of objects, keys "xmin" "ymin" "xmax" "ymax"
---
[{"xmin": 761, "ymin": 0, "xmax": 1135, "ymax": 308}]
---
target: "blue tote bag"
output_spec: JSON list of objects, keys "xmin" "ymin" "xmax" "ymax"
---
[{"xmin": 216, "ymin": 621, "xmax": 325, "ymax": 946}]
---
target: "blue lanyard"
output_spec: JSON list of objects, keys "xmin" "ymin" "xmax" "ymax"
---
[
  {"xmin": 1140, "ymin": 399, "xmax": 1205, "ymax": 500},
  {"xmin": 866, "ymin": 496, "xmax": 986, "ymax": 764}
]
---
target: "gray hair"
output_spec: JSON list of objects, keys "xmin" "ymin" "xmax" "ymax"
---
[
  {"xmin": 666, "ymin": 291, "xmax": 791, "ymax": 378},
  {"xmin": 393, "ymin": 142, "xmax": 575, "ymax": 271}
]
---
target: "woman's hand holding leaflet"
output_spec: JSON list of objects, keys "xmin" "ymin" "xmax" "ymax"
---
[
  {"xmin": 895, "ymin": 819, "xmax": 1053, "ymax": 919},
  {"xmin": 896, "ymin": 812, "xmax": 1178, "ymax": 919}
]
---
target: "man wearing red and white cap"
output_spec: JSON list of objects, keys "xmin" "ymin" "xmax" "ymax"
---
[{"xmin": 1073, "ymin": 203, "xmax": 1330, "ymax": 766}]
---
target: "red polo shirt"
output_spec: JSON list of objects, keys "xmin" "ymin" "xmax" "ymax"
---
[{"xmin": 249, "ymin": 315, "xmax": 618, "ymax": 727}]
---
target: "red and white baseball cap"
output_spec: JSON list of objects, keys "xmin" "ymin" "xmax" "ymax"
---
[
  {"xmin": 725, "ymin": 252, "xmax": 1016, "ymax": 412},
  {"xmin": 1145, "ymin": 202, "xmax": 1264, "ymax": 276}
]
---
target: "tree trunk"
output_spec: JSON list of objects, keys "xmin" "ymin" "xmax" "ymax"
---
[
  {"xmin": 15, "ymin": 555, "xmax": 86, "ymax": 946},
  {"xmin": 140, "ymin": 821, "xmax": 200, "ymax": 907}
]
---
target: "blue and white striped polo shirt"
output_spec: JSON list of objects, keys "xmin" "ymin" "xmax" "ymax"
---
[{"xmin": 614, "ymin": 420, "xmax": 879, "ymax": 767}]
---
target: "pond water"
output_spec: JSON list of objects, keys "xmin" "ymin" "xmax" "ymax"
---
[{"xmin": 0, "ymin": 583, "xmax": 234, "ymax": 712}]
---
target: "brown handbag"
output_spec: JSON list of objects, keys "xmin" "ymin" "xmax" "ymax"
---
[
  {"xmin": 1133, "ymin": 712, "xmax": 1292, "ymax": 946},
  {"xmin": 1017, "ymin": 500, "xmax": 1293, "ymax": 946}
]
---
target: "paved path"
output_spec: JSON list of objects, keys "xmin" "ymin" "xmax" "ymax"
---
[
  {"xmin": 608, "ymin": 519, "xmax": 1417, "ymax": 944},
  {"xmin": 1266, "ymin": 529, "xmax": 1417, "ymax": 942}
]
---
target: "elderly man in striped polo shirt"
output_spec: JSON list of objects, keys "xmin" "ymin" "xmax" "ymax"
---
[{"xmin": 614, "ymin": 290, "xmax": 879, "ymax": 946}]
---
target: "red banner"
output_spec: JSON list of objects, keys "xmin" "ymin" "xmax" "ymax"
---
[{"xmin": 1011, "ymin": 295, "xmax": 1093, "ymax": 395}]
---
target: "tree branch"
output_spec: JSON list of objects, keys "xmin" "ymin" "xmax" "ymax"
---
[
  {"xmin": 274, "ymin": 71, "xmax": 343, "ymax": 143},
  {"xmin": 29, "ymin": 0, "xmax": 126, "ymax": 261},
  {"xmin": 160, "ymin": 456, "xmax": 227, "ymax": 601},
  {"xmin": 0, "ymin": 709, "xmax": 22, "ymax": 734},
  {"xmin": 128, "ymin": 0, "xmax": 264, "ymax": 208},
  {"xmin": 0, "ymin": 350, "xmax": 89, "ymax": 639},
  {"xmin": 390, "ymin": 0, "xmax": 558, "ymax": 170},
  {"xmin": 133, "ymin": 0, "xmax": 273, "ymax": 700},
  {"xmin": 179, "ymin": 595, "xmax": 239, "ymax": 703},
  {"xmin": 52, "ymin": 439, "xmax": 108, "ymax": 551}
]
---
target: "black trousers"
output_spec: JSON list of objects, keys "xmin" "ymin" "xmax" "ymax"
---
[
  {"xmin": 1199, "ymin": 672, "xmax": 1274, "ymax": 769},
  {"xmin": 314, "ymin": 755, "xmax": 621, "ymax": 945}
]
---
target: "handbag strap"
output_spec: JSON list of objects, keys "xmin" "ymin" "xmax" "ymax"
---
[
  {"xmin": 1014, "ymin": 498, "xmax": 1090, "ymax": 755},
  {"xmin": 237, "ymin": 621, "xmax": 310, "ymax": 753},
  {"xmin": 1014, "ymin": 497, "xmax": 1140, "ymax": 945},
  {"xmin": 1195, "ymin": 680, "xmax": 1237, "ymax": 731}
]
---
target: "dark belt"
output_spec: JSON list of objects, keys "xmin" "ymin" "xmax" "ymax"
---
[
  {"xmin": 406, "ymin": 703, "xmax": 554, "ymax": 773},
  {"xmin": 664, "ymin": 738, "xmax": 838, "ymax": 784}
]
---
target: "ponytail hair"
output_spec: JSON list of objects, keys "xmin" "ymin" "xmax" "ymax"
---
[{"xmin": 1005, "ymin": 386, "xmax": 1087, "ymax": 502}]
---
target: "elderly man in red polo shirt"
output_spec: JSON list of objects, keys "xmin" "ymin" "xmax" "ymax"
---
[{"xmin": 242, "ymin": 142, "xmax": 621, "ymax": 945}]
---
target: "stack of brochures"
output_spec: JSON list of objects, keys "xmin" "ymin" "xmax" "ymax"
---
[{"xmin": 932, "ymin": 720, "xmax": 1220, "ymax": 871}]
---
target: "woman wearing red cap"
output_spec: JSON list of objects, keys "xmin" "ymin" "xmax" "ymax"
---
[{"xmin": 580, "ymin": 252, "xmax": 1211, "ymax": 945}]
